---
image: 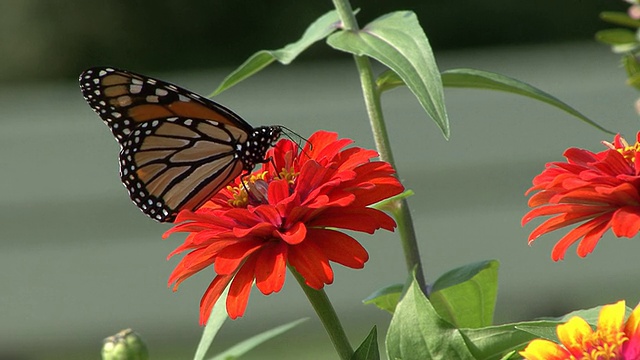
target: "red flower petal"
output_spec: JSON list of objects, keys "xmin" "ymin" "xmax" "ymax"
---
[
  {"xmin": 254, "ymin": 242, "xmax": 287, "ymax": 295},
  {"xmin": 277, "ymin": 221, "xmax": 307, "ymax": 245},
  {"xmin": 214, "ymin": 239, "xmax": 264, "ymax": 275},
  {"xmin": 309, "ymin": 207, "xmax": 397, "ymax": 233},
  {"xmin": 226, "ymin": 255, "xmax": 258, "ymax": 319},
  {"xmin": 611, "ymin": 206, "xmax": 640, "ymax": 238},
  {"xmin": 288, "ymin": 240, "xmax": 333, "ymax": 289},
  {"xmin": 199, "ymin": 274, "xmax": 233, "ymax": 325},
  {"xmin": 306, "ymin": 228, "xmax": 369, "ymax": 269}
]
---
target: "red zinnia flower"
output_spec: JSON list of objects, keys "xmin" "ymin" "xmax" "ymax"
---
[
  {"xmin": 523, "ymin": 132, "xmax": 640, "ymax": 261},
  {"xmin": 164, "ymin": 130, "xmax": 404, "ymax": 324}
]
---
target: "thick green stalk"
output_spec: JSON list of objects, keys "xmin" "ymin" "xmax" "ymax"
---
[
  {"xmin": 331, "ymin": 0, "xmax": 427, "ymax": 290},
  {"xmin": 290, "ymin": 266, "xmax": 353, "ymax": 360}
]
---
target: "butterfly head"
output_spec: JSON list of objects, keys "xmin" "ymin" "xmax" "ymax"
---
[{"xmin": 240, "ymin": 125, "xmax": 282, "ymax": 171}]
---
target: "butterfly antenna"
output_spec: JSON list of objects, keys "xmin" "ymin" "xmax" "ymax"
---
[{"xmin": 281, "ymin": 125, "xmax": 312, "ymax": 159}]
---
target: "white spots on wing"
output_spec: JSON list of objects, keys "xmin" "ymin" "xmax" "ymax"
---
[
  {"xmin": 116, "ymin": 95, "xmax": 132, "ymax": 107},
  {"xmin": 146, "ymin": 95, "xmax": 159, "ymax": 103},
  {"xmin": 130, "ymin": 84, "xmax": 143, "ymax": 94},
  {"xmin": 156, "ymin": 88, "xmax": 168, "ymax": 96},
  {"xmin": 178, "ymin": 94, "xmax": 190, "ymax": 102}
]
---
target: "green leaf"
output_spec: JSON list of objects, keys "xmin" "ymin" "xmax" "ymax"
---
[
  {"xmin": 623, "ymin": 53, "xmax": 640, "ymax": 90},
  {"xmin": 556, "ymin": 303, "xmax": 633, "ymax": 324},
  {"xmin": 376, "ymin": 69, "xmax": 406, "ymax": 92},
  {"xmin": 327, "ymin": 11, "xmax": 450, "ymax": 139},
  {"xmin": 514, "ymin": 322, "xmax": 561, "ymax": 343},
  {"xmin": 351, "ymin": 326, "xmax": 380, "ymax": 360},
  {"xmin": 460, "ymin": 320, "xmax": 558, "ymax": 360},
  {"xmin": 363, "ymin": 283, "xmax": 403, "ymax": 313},
  {"xmin": 208, "ymin": 318, "xmax": 307, "ymax": 360},
  {"xmin": 595, "ymin": 28, "xmax": 637, "ymax": 44},
  {"xmin": 211, "ymin": 10, "xmax": 342, "ymax": 95},
  {"xmin": 386, "ymin": 276, "xmax": 476, "ymax": 360},
  {"xmin": 439, "ymin": 68, "xmax": 615, "ymax": 135},
  {"xmin": 623, "ymin": 53, "xmax": 640, "ymax": 77},
  {"xmin": 369, "ymin": 190, "xmax": 414, "ymax": 213},
  {"xmin": 193, "ymin": 289, "xmax": 229, "ymax": 360},
  {"xmin": 430, "ymin": 260, "xmax": 499, "ymax": 329},
  {"xmin": 600, "ymin": 11, "xmax": 640, "ymax": 28}
]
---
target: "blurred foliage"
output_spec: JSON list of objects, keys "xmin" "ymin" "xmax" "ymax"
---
[{"xmin": 0, "ymin": 0, "xmax": 627, "ymax": 82}]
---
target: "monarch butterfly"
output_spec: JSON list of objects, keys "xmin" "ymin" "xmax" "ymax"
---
[{"xmin": 79, "ymin": 67, "xmax": 282, "ymax": 222}]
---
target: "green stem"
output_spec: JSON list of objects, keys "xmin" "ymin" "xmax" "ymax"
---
[
  {"xmin": 331, "ymin": 0, "xmax": 427, "ymax": 291},
  {"xmin": 290, "ymin": 266, "xmax": 353, "ymax": 360}
]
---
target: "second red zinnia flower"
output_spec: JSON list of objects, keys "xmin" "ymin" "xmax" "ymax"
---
[
  {"xmin": 164, "ymin": 130, "xmax": 404, "ymax": 324},
  {"xmin": 523, "ymin": 132, "xmax": 640, "ymax": 261}
]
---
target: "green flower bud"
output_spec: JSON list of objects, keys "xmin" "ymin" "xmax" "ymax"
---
[{"xmin": 101, "ymin": 329, "xmax": 149, "ymax": 360}]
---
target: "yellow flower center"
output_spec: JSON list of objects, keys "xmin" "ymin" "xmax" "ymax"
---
[
  {"xmin": 227, "ymin": 172, "xmax": 268, "ymax": 207},
  {"xmin": 278, "ymin": 166, "xmax": 298, "ymax": 184},
  {"xmin": 612, "ymin": 137, "xmax": 640, "ymax": 164},
  {"xmin": 576, "ymin": 329, "xmax": 628, "ymax": 360}
]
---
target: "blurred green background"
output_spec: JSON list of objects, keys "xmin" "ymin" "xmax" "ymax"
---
[{"xmin": 2, "ymin": 1, "xmax": 640, "ymax": 359}]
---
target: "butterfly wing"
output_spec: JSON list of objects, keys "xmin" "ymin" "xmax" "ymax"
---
[{"xmin": 79, "ymin": 67, "xmax": 253, "ymax": 222}]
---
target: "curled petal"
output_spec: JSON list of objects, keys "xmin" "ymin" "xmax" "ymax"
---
[
  {"xmin": 277, "ymin": 221, "xmax": 307, "ymax": 245},
  {"xmin": 611, "ymin": 206, "xmax": 640, "ymax": 238}
]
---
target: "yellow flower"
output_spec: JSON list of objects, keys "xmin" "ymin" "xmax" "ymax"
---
[{"xmin": 520, "ymin": 301, "xmax": 640, "ymax": 359}]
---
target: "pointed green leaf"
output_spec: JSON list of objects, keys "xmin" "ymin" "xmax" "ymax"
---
[
  {"xmin": 600, "ymin": 11, "xmax": 640, "ymax": 28},
  {"xmin": 438, "ymin": 68, "xmax": 614, "ymax": 135},
  {"xmin": 595, "ymin": 28, "xmax": 638, "ymax": 45},
  {"xmin": 193, "ymin": 289, "xmax": 229, "ymax": 360},
  {"xmin": 351, "ymin": 326, "xmax": 380, "ymax": 360},
  {"xmin": 211, "ymin": 10, "xmax": 342, "ymax": 95},
  {"xmin": 460, "ymin": 320, "xmax": 558, "ymax": 360},
  {"xmin": 514, "ymin": 322, "xmax": 561, "ymax": 343},
  {"xmin": 386, "ymin": 276, "xmax": 475, "ymax": 360},
  {"xmin": 430, "ymin": 260, "xmax": 499, "ymax": 329},
  {"xmin": 208, "ymin": 318, "xmax": 307, "ymax": 360},
  {"xmin": 363, "ymin": 283, "xmax": 403, "ymax": 313},
  {"xmin": 327, "ymin": 11, "xmax": 450, "ymax": 139},
  {"xmin": 370, "ymin": 190, "xmax": 414, "ymax": 213}
]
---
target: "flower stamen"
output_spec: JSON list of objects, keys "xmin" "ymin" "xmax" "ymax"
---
[{"xmin": 227, "ymin": 172, "xmax": 269, "ymax": 207}]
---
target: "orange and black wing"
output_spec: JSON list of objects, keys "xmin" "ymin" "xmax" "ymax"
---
[{"xmin": 79, "ymin": 67, "xmax": 256, "ymax": 222}]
